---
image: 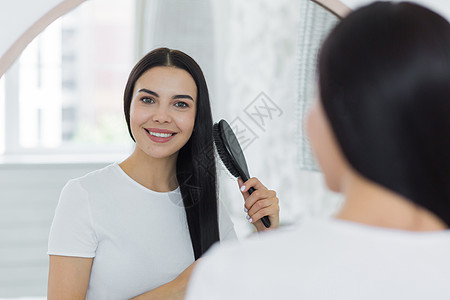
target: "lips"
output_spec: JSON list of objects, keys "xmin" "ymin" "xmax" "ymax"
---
[
  {"xmin": 144, "ymin": 128, "xmax": 177, "ymax": 143},
  {"xmin": 148, "ymin": 131, "xmax": 173, "ymax": 138}
]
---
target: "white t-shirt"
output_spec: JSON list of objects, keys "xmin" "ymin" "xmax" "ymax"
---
[
  {"xmin": 48, "ymin": 163, "xmax": 237, "ymax": 299},
  {"xmin": 186, "ymin": 218, "xmax": 450, "ymax": 300}
]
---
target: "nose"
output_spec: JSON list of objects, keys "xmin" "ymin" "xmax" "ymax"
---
[{"xmin": 152, "ymin": 105, "xmax": 171, "ymax": 123}]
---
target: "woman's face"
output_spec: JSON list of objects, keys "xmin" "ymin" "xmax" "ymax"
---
[
  {"xmin": 129, "ymin": 66, "xmax": 197, "ymax": 160},
  {"xmin": 306, "ymin": 99, "xmax": 347, "ymax": 192}
]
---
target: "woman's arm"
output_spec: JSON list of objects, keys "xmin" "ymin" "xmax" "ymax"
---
[
  {"xmin": 238, "ymin": 177, "xmax": 280, "ymax": 232},
  {"xmin": 48, "ymin": 256, "xmax": 197, "ymax": 300},
  {"xmin": 47, "ymin": 255, "xmax": 93, "ymax": 300},
  {"xmin": 130, "ymin": 260, "xmax": 198, "ymax": 300}
]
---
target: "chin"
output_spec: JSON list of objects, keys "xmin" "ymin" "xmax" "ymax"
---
[
  {"xmin": 327, "ymin": 182, "xmax": 341, "ymax": 193},
  {"xmin": 148, "ymin": 150, "xmax": 179, "ymax": 160},
  {"xmin": 323, "ymin": 173, "xmax": 341, "ymax": 193}
]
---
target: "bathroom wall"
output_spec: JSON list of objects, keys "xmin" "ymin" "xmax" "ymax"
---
[{"xmin": 0, "ymin": 162, "xmax": 107, "ymax": 297}]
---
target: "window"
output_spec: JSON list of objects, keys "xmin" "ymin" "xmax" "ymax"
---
[{"xmin": 1, "ymin": 0, "xmax": 135, "ymax": 159}]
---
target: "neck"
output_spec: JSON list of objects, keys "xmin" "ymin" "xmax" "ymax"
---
[
  {"xmin": 119, "ymin": 146, "xmax": 178, "ymax": 192},
  {"xmin": 335, "ymin": 170, "xmax": 447, "ymax": 232}
]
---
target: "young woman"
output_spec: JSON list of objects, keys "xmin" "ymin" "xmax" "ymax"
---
[
  {"xmin": 47, "ymin": 48, "xmax": 279, "ymax": 299},
  {"xmin": 185, "ymin": 2, "xmax": 450, "ymax": 299}
]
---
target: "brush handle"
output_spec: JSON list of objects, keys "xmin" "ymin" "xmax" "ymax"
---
[{"xmin": 248, "ymin": 187, "xmax": 271, "ymax": 228}]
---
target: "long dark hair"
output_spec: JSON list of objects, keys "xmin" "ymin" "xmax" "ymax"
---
[
  {"xmin": 318, "ymin": 2, "xmax": 450, "ymax": 224},
  {"xmin": 123, "ymin": 48, "xmax": 219, "ymax": 259}
]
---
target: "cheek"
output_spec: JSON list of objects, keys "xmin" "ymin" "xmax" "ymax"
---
[
  {"xmin": 306, "ymin": 105, "xmax": 322, "ymax": 161},
  {"xmin": 178, "ymin": 110, "xmax": 196, "ymax": 134},
  {"xmin": 306, "ymin": 105, "xmax": 342, "ymax": 192},
  {"xmin": 129, "ymin": 104, "xmax": 149, "ymax": 131}
]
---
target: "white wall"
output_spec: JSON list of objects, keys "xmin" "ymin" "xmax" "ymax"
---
[
  {"xmin": 0, "ymin": 0, "xmax": 64, "ymax": 59},
  {"xmin": 0, "ymin": 0, "xmax": 87, "ymax": 77},
  {"xmin": 0, "ymin": 162, "xmax": 108, "ymax": 297}
]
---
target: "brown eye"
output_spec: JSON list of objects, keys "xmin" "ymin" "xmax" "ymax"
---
[
  {"xmin": 141, "ymin": 97, "xmax": 155, "ymax": 104},
  {"xmin": 174, "ymin": 101, "xmax": 188, "ymax": 108}
]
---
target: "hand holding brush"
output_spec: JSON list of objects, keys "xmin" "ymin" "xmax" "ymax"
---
[
  {"xmin": 238, "ymin": 177, "xmax": 279, "ymax": 231},
  {"xmin": 213, "ymin": 119, "xmax": 279, "ymax": 230}
]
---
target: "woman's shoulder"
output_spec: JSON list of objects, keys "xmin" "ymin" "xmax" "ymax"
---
[
  {"xmin": 61, "ymin": 163, "xmax": 120, "ymax": 197},
  {"xmin": 66, "ymin": 162, "xmax": 118, "ymax": 185}
]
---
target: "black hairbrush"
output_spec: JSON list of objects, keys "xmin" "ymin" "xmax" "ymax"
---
[{"xmin": 213, "ymin": 119, "xmax": 271, "ymax": 228}]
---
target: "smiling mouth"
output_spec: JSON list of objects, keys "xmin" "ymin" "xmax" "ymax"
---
[{"xmin": 144, "ymin": 129, "xmax": 176, "ymax": 138}]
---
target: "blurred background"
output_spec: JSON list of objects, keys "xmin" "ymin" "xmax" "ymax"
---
[{"xmin": 0, "ymin": 0, "xmax": 344, "ymax": 297}]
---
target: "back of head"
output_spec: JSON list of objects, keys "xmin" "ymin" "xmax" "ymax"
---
[{"xmin": 318, "ymin": 2, "xmax": 450, "ymax": 224}]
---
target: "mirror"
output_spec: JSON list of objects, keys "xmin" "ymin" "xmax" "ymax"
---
[{"xmin": 0, "ymin": 0, "xmax": 343, "ymax": 297}]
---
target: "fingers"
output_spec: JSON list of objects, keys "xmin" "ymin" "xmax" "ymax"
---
[
  {"xmin": 237, "ymin": 178, "xmax": 249, "ymax": 199},
  {"xmin": 238, "ymin": 177, "xmax": 280, "ymax": 230},
  {"xmin": 239, "ymin": 177, "xmax": 268, "ymax": 193},
  {"xmin": 244, "ymin": 189, "xmax": 279, "ymax": 228},
  {"xmin": 238, "ymin": 177, "xmax": 269, "ymax": 203},
  {"xmin": 243, "ymin": 188, "xmax": 277, "ymax": 212}
]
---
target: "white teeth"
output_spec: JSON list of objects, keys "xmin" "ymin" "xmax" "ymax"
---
[{"xmin": 149, "ymin": 131, "xmax": 173, "ymax": 138}]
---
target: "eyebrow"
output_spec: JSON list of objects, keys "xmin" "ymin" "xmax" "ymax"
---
[{"xmin": 137, "ymin": 88, "xmax": 194, "ymax": 101}]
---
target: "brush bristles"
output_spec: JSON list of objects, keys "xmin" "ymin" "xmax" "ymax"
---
[{"xmin": 213, "ymin": 123, "xmax": 241, "ymax": 178}]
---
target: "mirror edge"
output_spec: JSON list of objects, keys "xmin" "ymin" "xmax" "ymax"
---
[
  {"xmin": 311, "ymin": 0, "xmax": 351, "ymax": 18},
  {"xmin": 0, "ymin": 0, "xmax": 87, "ymax": 78}
]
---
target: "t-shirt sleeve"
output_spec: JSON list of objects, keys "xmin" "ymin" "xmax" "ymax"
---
[
  {"xmin": 218, "ymin": 198, "xmax": 238, "ymax": 242},
  {"xmin": 48, "ymin": 179, "xmax": 97, "ymax": 257}
]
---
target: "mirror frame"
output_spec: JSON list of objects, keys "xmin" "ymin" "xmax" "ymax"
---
[
  {"xmin": 311, "ymin": 0, "xmax": 350, "ymax": 18},
  {"xmin": 0, "ymin": 0, "xmax": 87, "ymax": 77}
]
